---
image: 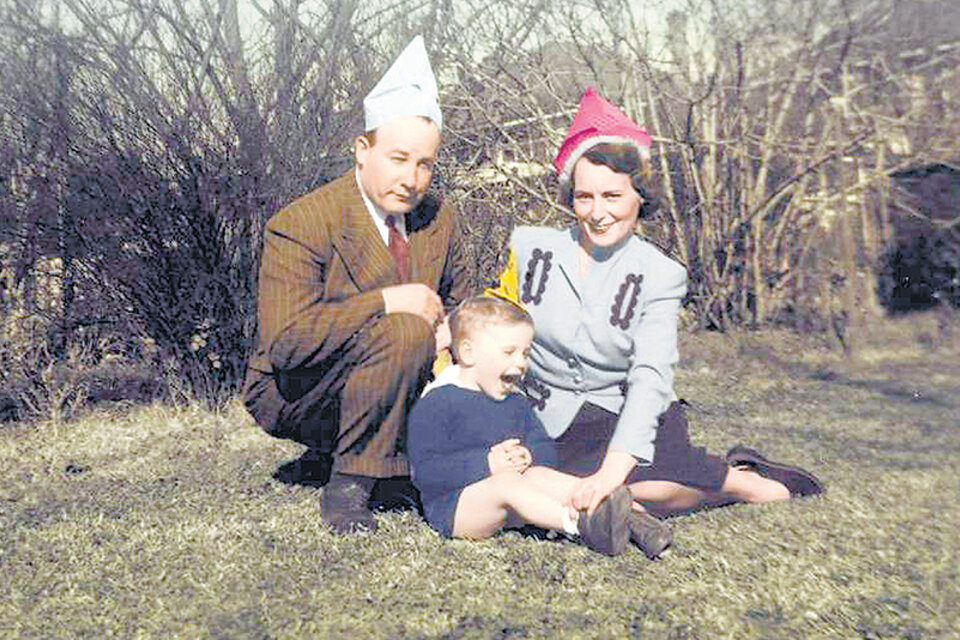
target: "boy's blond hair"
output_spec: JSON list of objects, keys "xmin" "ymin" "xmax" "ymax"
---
[{"xmin": 449, "ymin": 296, "xmax": 533, "ymax": 361}]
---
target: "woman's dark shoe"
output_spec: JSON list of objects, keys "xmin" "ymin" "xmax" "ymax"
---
[
  {"xmin": 628, "ymin": 510, "xmax": 672, "ymax": 559},
  {"xmin": 321, "ymin": 473, "xmax": 378, "ymax": 533},
  {"xmin": 577, "ymin": 485, "xmax": 631, "ymax": 556},
  {"xmin": 726, "ymin": 446, "xmax": 825, "ymax": 498}
]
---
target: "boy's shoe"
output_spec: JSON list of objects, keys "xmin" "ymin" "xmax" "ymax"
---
[
  {"xmin": 321, "ymin": 473, "xmax": 378, "ymax": 533},
  {"xmin": 726, "ymin": 446, "xmax": 825, "ymax": 498},
  {"xmin": 628, "ymin": 509, "xmax": 672, "ymax": 559},
  {"xmin": 577, "ymin": 485, "xmax": 631, "ymax": 556}
]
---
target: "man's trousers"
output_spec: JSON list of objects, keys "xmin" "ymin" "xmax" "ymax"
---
[{"xmin": 245, "ymin": 314, "xmax": 435, "ymax": 478}]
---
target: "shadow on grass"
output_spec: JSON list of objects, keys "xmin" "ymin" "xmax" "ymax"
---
[
  {"xmin": 763, "ymin": 423, "xmax": 960, "ymax": 470},
  {"xmin": 732, "ymin": 339, "xmax": 956, "ymax": 409},
  {"xmin": 206, "ymin": 608, "xmax": 270, "ymax": 640},
  {"xmin": 2, "ymin": 477, "xmax": 184, "ymax": 530},
  {"xmin": 269, "ymin": 450, "xmax": 425, "ymax": 514},
  {"xmin": 807, "ymin": 369, "xmax": 954, "ymax": 408}
]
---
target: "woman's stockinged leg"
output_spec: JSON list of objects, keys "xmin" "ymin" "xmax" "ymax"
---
[
  {"xmin": 627, "ymin": 466, "xmax": 790, "ymax": 516},
  {"xmin": 451, "ymin": 471, "xmax": 570, "ymax": 540},
  {"xmin": 719, "ymin": 466, "xmax": 789, "ymax": 502},
  {"xmin": 628, "ymin": 480, "xmax": 708, "ymax": 514}
]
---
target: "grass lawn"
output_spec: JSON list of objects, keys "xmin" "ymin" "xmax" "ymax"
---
[{"xmin": 2, "ymin": 315, "xmax": 959, "ymax": 639}]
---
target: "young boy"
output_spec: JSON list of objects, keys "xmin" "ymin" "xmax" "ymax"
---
[{"xmin": 407, "ymin": 296, "xmax": 632, "ymax": 556}]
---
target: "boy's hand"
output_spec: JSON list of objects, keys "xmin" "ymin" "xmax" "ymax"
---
[
  {"xmin": 508, "ymin": 444, "xmax": 532, "ymax": 473},
  {"xmin": 487, "ymin": 439, "xmax": 531, "ymax": 474}
]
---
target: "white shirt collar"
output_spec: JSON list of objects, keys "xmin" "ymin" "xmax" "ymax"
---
[{"xmin": 356, "ymin": 166, "xmax": 407, "ymax": 245}]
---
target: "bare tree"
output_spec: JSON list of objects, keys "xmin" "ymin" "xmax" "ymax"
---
[
  {"xmin": 1, "ymin": 0, "xmax": 958, "ymax": 417},
  {"xmin": 526, "ymin": 0, "xmax": 960, "ymax": 338}
]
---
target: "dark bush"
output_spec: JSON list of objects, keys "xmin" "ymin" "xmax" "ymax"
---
[
  {"xmin": 878, "ymin": 164, "xmax": 960, "ymax": 314},
  {"xmin": 877, "ymin": 231, "xmax": 960, "ymax": 314}
]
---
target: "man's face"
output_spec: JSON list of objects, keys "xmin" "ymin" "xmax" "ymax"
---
[
  {"xmin": 354, "ymin": 115, "xmax": 441, "ymax": 215},
  {"xmin": 461, "ymin": 321, "xmax": 535, "ymax": 401}
]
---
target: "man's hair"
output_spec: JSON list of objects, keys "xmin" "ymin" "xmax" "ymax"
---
[
  {"xmin": 361, "ymin": 115, "xmax": 437, "ymax": 147},
  {"xmin": 560, "ymin": 142, "xmax": 660, "ymax": 218},
  {"xmin": 448, "ymin": 296, "xmax": 533, "ymax": 361}
]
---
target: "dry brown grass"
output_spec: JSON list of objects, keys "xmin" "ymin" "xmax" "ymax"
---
[{"xmin": 1, "ymin": 313, "xmax": 959, "ymax": 638}]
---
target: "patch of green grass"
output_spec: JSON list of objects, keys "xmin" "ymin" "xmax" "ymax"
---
[{"xmin": 2, "ymin": 316, "xmax": 959, "ymax": 638}]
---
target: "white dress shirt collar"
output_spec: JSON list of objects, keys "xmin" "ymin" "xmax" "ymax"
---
[{"xmin": 356, "ymin": 167, "xmax": 407, "ymax": 245}]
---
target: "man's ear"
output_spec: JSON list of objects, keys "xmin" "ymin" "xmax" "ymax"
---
[
  {"xmin": 354, "ymin": 135, "xmax": 371, "ymax": 167},
  {"xmin": 457, "ymin": 338, "xmax": 476, "ymax": 367}
]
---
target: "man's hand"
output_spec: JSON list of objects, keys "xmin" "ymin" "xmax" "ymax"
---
[
  {"xmin": 434, "ymin": 315, "xmax": 452, "ymax": 354},
  {"xmin": 381, "ymin": 283, "xmax": 443, "ymax": 326},
  {"xmin": 487, "ymin": 439, "xmax": 532, "ymax": 475}
]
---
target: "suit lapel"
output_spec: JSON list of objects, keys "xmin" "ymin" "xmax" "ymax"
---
[
  {"xmin": 334, "ymin": 173, "xmax": 399, "ymax": 289},
  {"xmin": 406, "ymin": 193, "xmax": 444, "ymax": 285}
]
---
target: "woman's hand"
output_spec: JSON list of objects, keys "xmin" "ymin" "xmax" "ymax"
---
[{"xmin": 566, "ymin": 450, "xmax": 637, "ymax": 514}]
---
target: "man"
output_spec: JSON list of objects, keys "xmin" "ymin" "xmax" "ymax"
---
[{"xmin": 244, "ymin": 36, "xmax": 471, "ymax": 533}]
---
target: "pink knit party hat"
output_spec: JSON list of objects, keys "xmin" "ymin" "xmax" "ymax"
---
[{"xmin": 553, "ymin": 87, "xmax": 652, "ymax": 182}]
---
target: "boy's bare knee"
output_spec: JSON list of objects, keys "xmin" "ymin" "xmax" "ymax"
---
[
  {"xmin": 521, "ymin": 466, "xmax": 551, "ymax": 482},
  {"xmin": 488, "ymin": 470, "xmax": 524, "ymax": 495}
]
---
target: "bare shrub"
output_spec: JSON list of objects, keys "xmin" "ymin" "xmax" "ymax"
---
[
  {"xmin": 2, "ymin": 0, "xmax": 960, "ymax": 420},
  {"xmin": 0, "ymin": 317, "xmax": 90, "ymax": 424}
]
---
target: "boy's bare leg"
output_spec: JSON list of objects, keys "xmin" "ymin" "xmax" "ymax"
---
[
  {"xmin": 526, "ymin": 466, "xmax": 666, "ymax": 520},
  {"xmin": 516, "ymin": 465, "xmax": 580, "ymax": 502},
  {"xmin": 452, "ymin": 471, "xmax": 570, "ymax": 539}
]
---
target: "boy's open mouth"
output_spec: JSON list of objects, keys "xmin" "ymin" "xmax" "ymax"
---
[{"xmin": 500, "ymin": 373, "xmax": 522, "ymax": 388}]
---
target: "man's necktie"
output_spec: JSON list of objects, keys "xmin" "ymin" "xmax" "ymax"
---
[{"xmin": 385, "ymin": 215, "xmax": 410, "ymax": 282}]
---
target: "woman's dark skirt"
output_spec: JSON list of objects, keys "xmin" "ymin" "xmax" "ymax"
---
[{"xmin": 553, "ymin": 400, "xmax": 729, "ymax": 492}]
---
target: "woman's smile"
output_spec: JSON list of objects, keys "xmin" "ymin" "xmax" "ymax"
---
[{"xmin": 585, "ymin": 219, "xmax": 615, "ymax": 233}]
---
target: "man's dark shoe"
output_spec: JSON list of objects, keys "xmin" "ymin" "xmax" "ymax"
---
[
  {"xmin": 726, "ymin": 445, "xmax": 825, "ymax": 498},
  {"xmin": 320, "ymin": 473, "xmax": 377, "ymax": 533},
  {"xmin": 369, "ymin": 476, "xmax": 422, "ymax": 514},
  {"xmin": 628, "ymin": 509, "xmax": 672, "ymax": 560},
  {"xmin": 272, "ymin": 449, "xmax": 332, "ymax": 488},
  {"xmin": 577, "ymin": 485, "xmax": 631, "ymax": 556}
]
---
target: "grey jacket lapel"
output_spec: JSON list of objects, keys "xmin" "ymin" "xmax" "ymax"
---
[{"xmin": 553, "ymin": 226, "xmax": 582, "ymax": 302}]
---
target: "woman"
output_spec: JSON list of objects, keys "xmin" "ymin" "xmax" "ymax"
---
[{"xmin": 489, "ymin": 87, "xmax": 823, "ymax": 558}]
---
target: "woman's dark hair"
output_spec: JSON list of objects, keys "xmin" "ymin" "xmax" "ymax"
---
[{"xmin": 560, "ymin": 142, "xmax": 660, "ymax": 218}]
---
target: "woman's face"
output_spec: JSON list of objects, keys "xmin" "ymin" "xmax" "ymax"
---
[{"xmin": 571, "ymin": 157, "xmax": 643, "ymax": 250}]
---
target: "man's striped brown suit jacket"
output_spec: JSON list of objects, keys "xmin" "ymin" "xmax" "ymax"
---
[{"xmin": 244, "ymin": 170, "xmax": 472, "ymax": 476}]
